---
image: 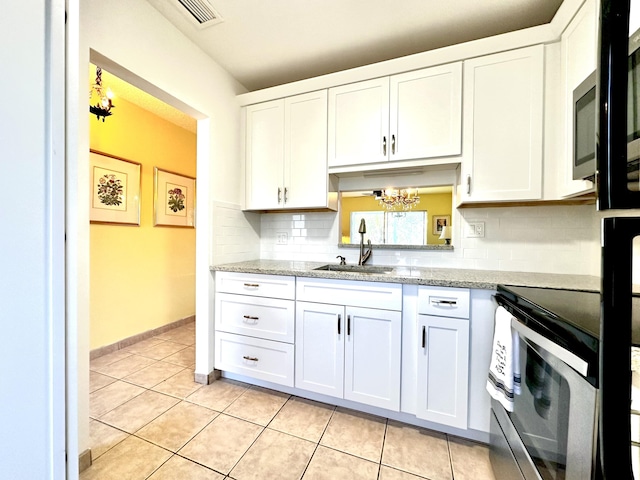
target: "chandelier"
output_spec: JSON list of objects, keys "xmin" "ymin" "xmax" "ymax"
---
[
  {"xmin": 377, "ymin": 188, "xmax": 420, "ymax": 210},
  {"xmin": 89, "ymin": 66, "xmax": 115, "ymax": 121}
]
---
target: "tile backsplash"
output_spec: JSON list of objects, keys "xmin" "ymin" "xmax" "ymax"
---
[{"xmin": 257, "ymin": 204, "xmax": 601, "ymax": 276}]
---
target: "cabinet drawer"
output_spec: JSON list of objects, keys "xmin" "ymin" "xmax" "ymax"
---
[
  {"xmin": 418, "ymin": 286, "xmax": 470, "ymax": 319},
  {"xmin": 215, "ymin": 293, "xmax": 294, "ymax": 343},
  {"xmin": 296, "ymin": 277, "xmax": 402, "ymax": 311},
  {"xmin": 215, "ymin": 271, "xmax": 295, "ymax": 299},
  {"xmin": 214, "ymin": 332, "xmax": 294, "ymax": 387}
]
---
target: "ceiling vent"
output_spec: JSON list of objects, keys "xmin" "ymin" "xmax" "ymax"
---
[{"xmin": 175, "ymin": 0, "xmax": 224, "ymax": 28}]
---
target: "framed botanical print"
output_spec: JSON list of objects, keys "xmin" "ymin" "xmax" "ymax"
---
[
  {"xmin": 89, "ymin": 150, "xmax": 141, "ymax": 225},
  {"xmin": 153, "ymin": 167, "xmax": 196, "ymax": 227}
]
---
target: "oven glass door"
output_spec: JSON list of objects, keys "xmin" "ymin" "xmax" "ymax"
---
[{"xmin": 509, "ymin": 336, "xmax": 571, "ymax": 480}]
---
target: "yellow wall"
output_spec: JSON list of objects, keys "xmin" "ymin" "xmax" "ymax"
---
[
  {"xmin": 90, "ymin": 95, "xmax": 196, "ymax": 350},
  {"xmin": 341, "ymin": 192, "xmax": 452, "ymax": 244}
]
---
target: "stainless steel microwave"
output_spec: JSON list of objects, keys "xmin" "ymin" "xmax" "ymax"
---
[{"xmin": 573, "ymin": 26, "xmax": 640, "ymax": 182}]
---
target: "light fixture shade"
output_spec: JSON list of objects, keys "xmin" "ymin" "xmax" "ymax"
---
[{"xmin": 439, "ymin": 226, "xmax": 451, "ymax": 242}]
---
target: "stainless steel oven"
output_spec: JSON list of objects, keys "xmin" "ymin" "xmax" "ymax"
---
[{"xmin": 491, "ymin": 286, "xmax": 600, "ymax": 480}]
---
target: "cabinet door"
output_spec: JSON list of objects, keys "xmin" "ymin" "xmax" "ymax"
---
[
  {"xmin": 245, "ymin": 99, "xmax": 285, "ymax": 210},
  {"xmin": 461, "ymin": 45, "xmax": 544, "ymax": 202},
  {"xmin": 344, "ymin": 306, "xmax": 401, "ymax": 411},
  {"xmin": 416, "ymin": 314, "xmax": 469, "ymax": 429},
  {"xmin": 284, "ymin": 90, "xmax": 329, "ymax": 209},
  {"xmin": 559, "ymin": 0, "xmax": 597, "ymax": 197},
  {"xmin": 328, "ymin": 77, "xmax": 390, "ymax": 167},
  {"xmin": 390, "ymin": 63, "xmax": 462, "ymax": 161},
  {"xmin": 295, "ymin": 301, "xmax": 344, "ymax": 398}
]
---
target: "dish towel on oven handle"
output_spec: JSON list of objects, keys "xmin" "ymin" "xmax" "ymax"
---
[{"xmin": 486, "ymin": 306, "xmax": 521, "ymax": 412}]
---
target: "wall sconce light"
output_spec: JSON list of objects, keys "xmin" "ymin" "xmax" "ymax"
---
[
  {"xmin": 89, "ymin": 66, "xmax": 115, "ymax": 121},
  {"xmin": 439, "ymin": 225, "xmax": 452, "ymax": 245}
]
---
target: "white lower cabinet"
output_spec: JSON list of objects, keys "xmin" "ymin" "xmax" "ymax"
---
[
  {"xmin": 213, "ymin": 272, "xmax": 482, "ymax": 434},
  {"xmin": 215, "ymin": 332, "xmax": 294, "ymax": 386},
  {"xmin": 214, "ymin": 272, "xmax": 296, "ymax": 387},
  {"xmin": 295, "ymin": 278, "xmax": 402, "ymax": 411},
  {"xmin": 416, "ymin": 314, "xmax": 469, "ymax": 428},
  {"xmin": 295, "ymin": 301, "xmax": 402, "ymax": 410},
  {"xmin": 415, "ymin": 286, "xmax": 470, "ymax": 429}
]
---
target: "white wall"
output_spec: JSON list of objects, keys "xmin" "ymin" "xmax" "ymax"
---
[
  {"xmin": 71, "ymin": 0, "xmax": 257, "ymax": 463},
  {"xmin": 260, "ymin": 203, "xmax": 601, "ymax": 276},
  {"xmin": 0, "ymin": 0, "xmax": 66, "ymax": 478}
]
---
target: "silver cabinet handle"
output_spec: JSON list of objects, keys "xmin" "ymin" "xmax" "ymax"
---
[
  {"xmin": 391, "ymin": 134, "xmax": 396, "ymax": 154},
  {"xmin": 431, "ymin": 299, "xmax": 457, "ymax": 306},
  {"xmin": 243, "ymin": 283, "xmax": 259, "ymax": 288},
  {"xmin": 284, "ymin": 187, "xmax": 288, "ymax": 204},
  {"xmin": 466, "ymin": 175, "xmax": 471, "ymax": 195},
  {"xmin": 278, "ymin": 187, "xmax": 282, "ymax": 203},
  {"xmin": 383, "ymin": 136, "xmax": 387, "ymax": 156},
  {"xmin": 243, "ymin": 355, "xmax": 259, "ymax": 362},
  {"xmin": 337, "ymin": 314, "xmax": 341, "ymax": 335},
  {"xmin": 421, "ymin": 325, "xmax": 426, "ymax": 349}
]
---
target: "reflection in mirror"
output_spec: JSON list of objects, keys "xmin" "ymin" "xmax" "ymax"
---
[{"xmin": 340, "ymin": 186, "xmax": 453, "ymax": 248}]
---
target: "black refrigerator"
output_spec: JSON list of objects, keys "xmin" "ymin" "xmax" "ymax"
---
[{"xmin": 597, "ymin": 0, "xmax": 640, "ymax": 478}]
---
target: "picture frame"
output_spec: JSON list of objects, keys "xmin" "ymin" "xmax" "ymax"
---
[
  {"xmin": 154, "ymin": 167, "xmax": 196, "ymax": 228},
  {"xmin": 433, "ymin": 215, "xmax": 451, "ymax": 233},
  {"xmin": 89, "ymin": 150, "xmax": 141, "ymax": 225}
]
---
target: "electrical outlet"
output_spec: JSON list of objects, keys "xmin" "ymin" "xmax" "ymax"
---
[
  {"xmin": 276, "ymin": 232, "xmax": 288, "ymax": 245},
  {"xmin": 466, "ymin": 221, "xmax": 485, "ymax": 238}
]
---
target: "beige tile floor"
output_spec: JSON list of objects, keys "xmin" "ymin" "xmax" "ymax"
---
[{"xmin": 83, "ymin": 322, "xmax": 497, "ymax": 480}]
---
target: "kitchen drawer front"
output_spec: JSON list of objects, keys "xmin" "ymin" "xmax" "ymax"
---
[
  {"xmin": 296, "ymin": 277, "xmax": 402, "ymax": 311},
  {"xmin": 418, "ymin": 286, "xmax": 470, "ymax": 319},
  {"xmin": 215, "ymin": 271, "xmax": 295, "ymax": 300},
  {"xmin": 215, "ymin": 293, "xmax": 294, "ymax": 343},
  {"xmin": 214, "ymin": 332, "xmax": 294, "ymax": 387}
]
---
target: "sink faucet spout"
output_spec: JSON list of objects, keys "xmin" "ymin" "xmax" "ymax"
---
[{"xmin": 358, "ymin": 218, "xmax": 373, "ymax": 265}]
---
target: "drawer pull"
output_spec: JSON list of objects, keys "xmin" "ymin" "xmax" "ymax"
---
[
  {"xmin": 243, "ymin": 315, "xmax": 259, "ymax": 321},
  {"xmin": 431, "ymin": 299, "xmax": 457, "ymax": 306},
  {"xmin": 243, "ymin": 355, "xmax": 259, "ymax": 362},
  {"xmin": 421, "ymin": 325, "xmax": 426, "ymax": 349},
  {"xmin": 243, "ymin": 283, "xmax": 260, "ymax": 288}
]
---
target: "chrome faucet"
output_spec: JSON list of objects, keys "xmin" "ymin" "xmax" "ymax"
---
[{"xmin": 358, "ymin": 218, "xmax": 372, "ymax": 265}]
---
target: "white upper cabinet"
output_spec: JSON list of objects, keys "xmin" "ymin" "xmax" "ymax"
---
[
  {"xmin": 460, "ymin": 45, "xmax": 544, "ymax": 203},
  {"xmin": 328, "ymin": 63, "xmax": 462, "ymax": 168},
  {"xmin": 328, "ymin": 77, "xmax": 390, "ymax": 166},
  {"xmin": 558, "ymin": 0, "xmax": 597, "ymax": 198},
  {"xmin": 245, "ymin": 99, "xmax": 284, "ymax": 210},
  {"xmin": 389, "ymin": 64, "xmax": 462, "ymax": 161},
  {"xmin": 245, "ymin": 90, "xmax": 334, "ymax": 211}
]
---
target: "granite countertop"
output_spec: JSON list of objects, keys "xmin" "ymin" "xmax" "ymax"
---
[{"xmin": 210, "ymin": 259, "xmax": 601, "ymax": 291}]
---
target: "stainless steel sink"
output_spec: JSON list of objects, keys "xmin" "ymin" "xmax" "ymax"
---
[{"xmin": 313, "ymin": 264, "xmax": 394, "ymax": 274}]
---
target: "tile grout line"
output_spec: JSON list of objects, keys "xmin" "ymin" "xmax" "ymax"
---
[
  {"xmin": 295, "ymin": 399, "xmax": 337, "ymax": 480},
  {"xmin": 376, "ymin": 419, "xmax": 389, "ymax": 480},
  {"xmin": 225, "ymin": 388, "xmax": 293, "ymax": 478}
]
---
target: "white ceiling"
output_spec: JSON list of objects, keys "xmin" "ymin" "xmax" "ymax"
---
[
  {"xmin": 97, "ymin": 0, "xmax": 564, "ymax": 130},
  {"xmin": 146, "ymin": 0, "xmax": 564, "ymax": 92}
]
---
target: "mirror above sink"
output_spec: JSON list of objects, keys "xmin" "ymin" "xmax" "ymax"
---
[{"xmin": 338, "ymin": 185, "xmax": 454, "ymax": 250}]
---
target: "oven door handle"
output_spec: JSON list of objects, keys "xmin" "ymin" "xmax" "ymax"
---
[{"xmin": 511, "ymin": 317, "xmax": 589, "ymax": 377}]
